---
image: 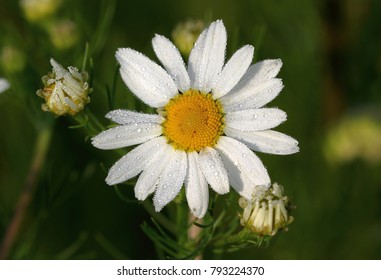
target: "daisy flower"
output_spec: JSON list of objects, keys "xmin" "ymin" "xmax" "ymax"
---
[{"xmin": 92, "ymin": 20, "xmax": 299, "ymax": 218}]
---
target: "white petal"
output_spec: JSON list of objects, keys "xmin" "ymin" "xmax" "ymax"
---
[
  {"xmin": 153, "ymin": 149, "xmax": 187, "ymax": 212},
  {"xmin": 220, "ymin": 78, "xmax": 283, "ymax": 111},
  {"xmin": 188, "ymin": 20, "xmax": 227, "ymax": 92},
  {"xmin": 225, "ymin": 128, "xmax": 299, "ymax": 155},
  {"xmin": 50, "ymin": 58, "xmax": 68, "ymax": 79},
  {"xmin": 91, "ymin": 123, "xmax": 162, "ymax": 150},
  {"xmin": 185, "ymin": 152, "xmax": 209, "ymax": 218},
  {"xmin": 216, "ymin": 136, "xmax": 270, "ymax": 198},
  {"xmin": 198, "ymin": 147, "xmax": 229, "ymax": 194},
  {"xmin": 106, "ymin": 109, "xmax": 163, "ymax": 125},
  {"xmin": 105, "ymin": 137, "xmax": 167, "ymax": 185},
  {"xmin": 235, "ymin": 59, "xmax": 283, "ymax": 88},
  {"xmin": 0, "ymin": 78, "xmax": 10, "ymax": 93},
  {"xmin": 134, "ymin": 144, "xmax": 173, "ymax": 200},
  {"xmin": 152, "ymin": 34, "xmax": 190, "ymax": 92},
  {"xmin": 116, "ymin": 48, "xmax": 178, "ymax": 108},
  {"xmin": 225, "ymin": 108, "xmax": 287, "ymax": 132},
  {"xmin": 212, "ymin": 45, "xmax": 254, "ymax": 99}
]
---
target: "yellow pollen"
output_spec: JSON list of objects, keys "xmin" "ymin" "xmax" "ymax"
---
[{"xmin": 162, "ymin": 90, "xmax": 224, "ymax": 151}]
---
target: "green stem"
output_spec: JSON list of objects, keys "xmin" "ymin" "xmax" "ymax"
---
[
  {"xmin": 176, "ymin": 190, "xmax": 190, "ymax": 250},
  {"xmin": 0, "ymin": 128, "xmax": 52, "ymax": 259},
  {"xmin": 212, "ymin": 228, "xmax": 254, "ymax": 248},
  {"xmin": 141, "ymin": 201, "xmax": 177, "ymax": 235}
]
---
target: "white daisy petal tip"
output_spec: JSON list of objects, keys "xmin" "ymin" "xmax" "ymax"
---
[
  {"xmin": 115, "ymin": 47, "xmax": 178, "ymax": 108},
  {"xmin": 152, "ymin": 33, "xmax": 190, "ymax": 92},
  {"xmin": 152, "ymin": 150, "xmax": 187, "ymax": 212},
  {"xmin": 212, "ymin": 44, "xmax": 254, "ymax": 99},
  {"xmin": 188, "ymin": 19, "xmax": 227, "ymax": 92}
]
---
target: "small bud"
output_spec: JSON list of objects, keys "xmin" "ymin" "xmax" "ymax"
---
[
  {"xmin": 172, "ymin": 19, "xmax": 205, "ymax": 56},
  {"xmin": 20, "ymin": 0, "xmax": 62, "ymax": 22},
  {"xmin": 48, "ymin": 20, "xmax": 79, "ymax": 50},
  {"xmin": 324, "ymin": 113, "xmax": 381, "ymax": 165},
  {"xmin": 36, "ymin": 58, "xmax": 91, "ymax": 116},
  {"xmin": 0, "ymin": 78, "xmax": 10, "ymax": 94},
  {"xmin": 1, "ymin": 46, "xmax": 27, "ymax": 73},
  {"xmin": 239, "ymin": 183, "xmax": 294, "ymax": 236}
]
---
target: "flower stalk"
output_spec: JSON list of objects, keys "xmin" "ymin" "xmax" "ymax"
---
[{"xmin": 0, "ymin": 128, "xmax": 52, "ymax": 259}]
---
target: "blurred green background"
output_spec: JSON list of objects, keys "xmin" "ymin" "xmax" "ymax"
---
[{"xmin": 1, "ymin": 0, "xmax": 381, "ymax": 259}]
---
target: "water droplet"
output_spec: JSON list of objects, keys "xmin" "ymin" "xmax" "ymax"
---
[
  {"xmin": 137, "ymin": 128, "xmax": 142, "ymax": 133},
  {"xmin": 269, "ymin": 89, "xmax": 273, "ymax": 93},
  {"xmin": 242, "ymin": 153, "xmax": 247, "ymax": 158},
  {"xmin": 211, "ymin": 164, "xmax": 215, "ymax": 169},
  {"xmin": 253, "ymin": 114, "xmax": 258, "ymax": 119}
]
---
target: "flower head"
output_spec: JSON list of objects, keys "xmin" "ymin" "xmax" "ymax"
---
[
  {"xmin": 239, "ymin": 183, "xmax": 294, "ymax": 236},
  {"xmin": 92, "ymin": 20, "xmax": 298, "ymax": 218},
  {"xmin": 0, "ymin": 78, "xmax": 10, "ymax": 94},
  {"xmin": 20, "ymin": 0, "xmax": 61, "ymax": 22},
  {"xmin": 37, "ymin": 58, "xmax": 91, "ymax": 116}
]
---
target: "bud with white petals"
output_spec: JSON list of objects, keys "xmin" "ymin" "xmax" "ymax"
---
[
  {"xmin": 239, "ymin": 183, "xmax": 294, "ymax": 236},
  {"xmin": 36, "ymin": 58, "xmax": 91, "ymax": 116}
]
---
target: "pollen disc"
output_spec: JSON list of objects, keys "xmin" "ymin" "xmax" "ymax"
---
[{"xmin": 162, "ymin": 90, "xmax": 224, "ymax": 151}]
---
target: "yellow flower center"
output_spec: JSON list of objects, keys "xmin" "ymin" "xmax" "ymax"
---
[{"xmin": 162, "ymin": 90, "xmax": 224, "ymax": 151}]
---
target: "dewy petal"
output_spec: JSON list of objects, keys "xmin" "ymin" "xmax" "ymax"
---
[
  {"xmin": 220, "ymin": 78, "xmax": 283, "ymax": 112},
  {"xmin": 212, "ymin": 45, "xmax": 254, "ymax": 99},
  {"xmin": 50, "ymin": 58, "xmax": 68, "ymax": 79},
  {"xmin": 185, "ymin": 152, "xmax": 209, "ymax": 218},
  {"xmin": 153, "ymin": 149, "xmax": 187, "ymax": 212},
  {"xmin": 91, "ymin": 123, "xmax": 162, "ymax": 150},
  {"xmin": 134, "ymin": 144, "xmax": 173, "ymax": 200},
  {"xmin": 106, "ymin": 109, "xmax": 163, "ymax": 125},
  {"xmin": 152, "ymin": 34, "xmax": 190, "ymax": 93},
  {"xmin": 216, "ymin": 136, "xmax": 270, "ymax": 198},
  {"xmin": 198, "ymin": 147, "xmax": 229, "ymax": 194},
  {"xmin": 225, "ymin": 108, "xmax": 287, "ymax": 132},
  {"xmin": 116, "ymin": 48, "xmax": 178, "ymax": 108},
  {"xmin": 106, "ymin": 137, "xmax": 167, "ymax": 185},
  {"xmin": 188, "ymin": 20, "xmax": 227, "ymax": 92},
  {"xmin": 234, "ymin": 59, "xmax": 283, "ymax": 89},
  {"xmin": 224, "ymin": 128, "xmax": 299, "ymax": 155}
]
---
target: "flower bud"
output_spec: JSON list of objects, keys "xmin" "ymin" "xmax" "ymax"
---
[
  {"xmin": 36, "ymin": 58, "xmax": 91, "ymax": 116},
  {"xmin": 239, "ymin": 183, "xmax": 294, "ymax": 236},
  {"xmin": 0, "ymin": 46, "xmax": 26, "ymax": 73},
  {"xmin": 48, "ymin": 20, "xmax": 79, "ymax": 50},
  {"xmin": 172, "ymin": 19, "xmax": 205, "ymax": 56},
  {"xmin": 20, "ymin": 0, "xmax": 61, "ymax": 22}
]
